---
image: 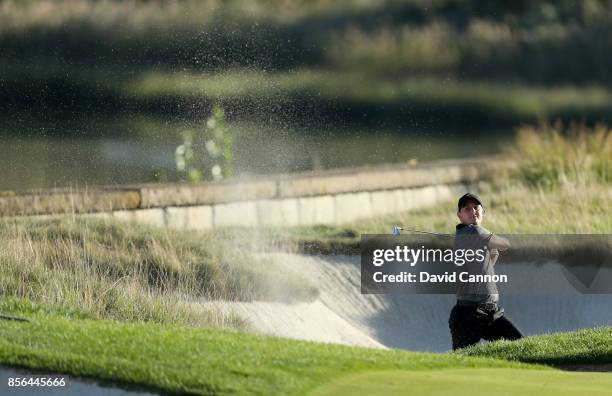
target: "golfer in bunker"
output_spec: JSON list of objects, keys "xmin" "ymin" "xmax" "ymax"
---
[{"xmin": 449, "ymin": 193, "xmax": 523, "ymax": 350}]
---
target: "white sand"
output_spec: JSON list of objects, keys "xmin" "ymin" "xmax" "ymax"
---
[
  {"xmin": 201, "ymin": 253, "xmax": 389, "ymax": 349},
  {"xmin": 200, "ymin": 253, "xmax": 612, "ymax": 351},
  {"xmin": 205, "ymin": 299, "xmax": 384, "ymax": 348}
]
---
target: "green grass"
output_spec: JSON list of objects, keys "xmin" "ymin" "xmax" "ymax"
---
[
  {"xmin": 310, "ymin": 368, "xmax": 612, "ymax": 396},
  {"xmin": 0, "ymin": 299, "xmax": 610, "ymax": 395},
  {"xmin": 0, "ymin": 298, "xmax": 549, "ymax": 395},
  {"xmin": 459, "ymin": 327, "xmax": 612, "ymax": 367}
]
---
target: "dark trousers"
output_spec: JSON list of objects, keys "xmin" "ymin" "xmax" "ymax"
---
[{"xmin": 449, "ymin": 304, "xmax": 523, "ymax": 350}]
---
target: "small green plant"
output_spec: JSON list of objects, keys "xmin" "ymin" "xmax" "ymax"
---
[{"xmin": 175, "ymin": 105, "xmax": 233, "ymax": 182}]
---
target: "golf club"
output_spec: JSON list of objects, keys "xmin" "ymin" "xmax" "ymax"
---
[{"xmin": 392, "ymin": 226, "xmax": 455, "ymax": 238}]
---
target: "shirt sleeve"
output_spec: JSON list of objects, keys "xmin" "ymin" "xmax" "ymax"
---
[
  {"xmin": 473, "ymin": 225, "xmax": 494, "ymax": 244},
  {"xmin": 456, "ymin": 224, "xmax": 493, "ymax": 250}
]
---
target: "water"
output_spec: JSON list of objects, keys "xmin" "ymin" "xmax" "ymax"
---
[{"xmin": 0, "ymin": 116, "xmax": 513, "ymax": 192}]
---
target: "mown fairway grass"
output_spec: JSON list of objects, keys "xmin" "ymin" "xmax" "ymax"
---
[
  {"xmin": 310, "ymin": 368, "xmax": 612, "ymax": 396},
  {"xmin": 0, "ymin": 300, "xmax": 529, "ymax": 395},
  {"xmin": 0, "ymin": 300, "xmax": 610, "ymax": 395}
]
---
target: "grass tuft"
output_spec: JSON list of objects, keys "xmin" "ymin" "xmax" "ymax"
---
[{"xmin": 458, "ymin": 326, "xmax": 612, "ymax": 367}]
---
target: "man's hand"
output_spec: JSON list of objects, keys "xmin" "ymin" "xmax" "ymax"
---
[{"xmin": 489, "ymin": 248, "xmax": 499, "ymax": 266}]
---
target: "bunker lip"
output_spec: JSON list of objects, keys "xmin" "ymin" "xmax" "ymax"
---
[{"xmin": 557, "ymin": 364, "xmax": 612, "ymax": 372}]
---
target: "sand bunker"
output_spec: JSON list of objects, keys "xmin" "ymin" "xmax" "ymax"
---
[{"xmin": 201, "ymin": 254, "xmax": 612, "ymax": 352}]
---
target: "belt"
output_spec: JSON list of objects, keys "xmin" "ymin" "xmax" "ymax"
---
[{"xmin": 457, "ymin": 300, "xmax": 498, "ymax": 311}]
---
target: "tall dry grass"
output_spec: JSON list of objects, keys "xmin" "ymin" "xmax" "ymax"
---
[
  {"xmin": 350, "ymin": 181, "xmax": 611, "ymax": 236},
  {"xmin": 510, "ymin": 123, "xmax": 612, "ymax": 189},
  {"xmin": 0, "ymin": 216, "xmax": 317, "ymax": 328}
]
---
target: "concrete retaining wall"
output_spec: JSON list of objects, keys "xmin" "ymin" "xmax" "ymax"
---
[{"xmin": 1, "ymin": 156, "xmax": 511, "ymax": 228}]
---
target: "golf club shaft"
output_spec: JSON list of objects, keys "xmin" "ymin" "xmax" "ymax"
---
[{"xmin": 395, "ymin": 227, "xmax": 455, "ymax": 238}]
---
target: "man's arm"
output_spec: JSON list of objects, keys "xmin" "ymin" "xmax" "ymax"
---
[
  {"xmin": 489, "ymin": 248, "xmax": 499, "ymax": 266},
  {"xmin": 488, "ymin": 234, "xmax": 510, "ymax": 251}
]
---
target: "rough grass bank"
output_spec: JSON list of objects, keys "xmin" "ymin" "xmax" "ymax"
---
[{"xmin": 0, "ymin": 217, "xmax": 317, "ymax": 328}]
